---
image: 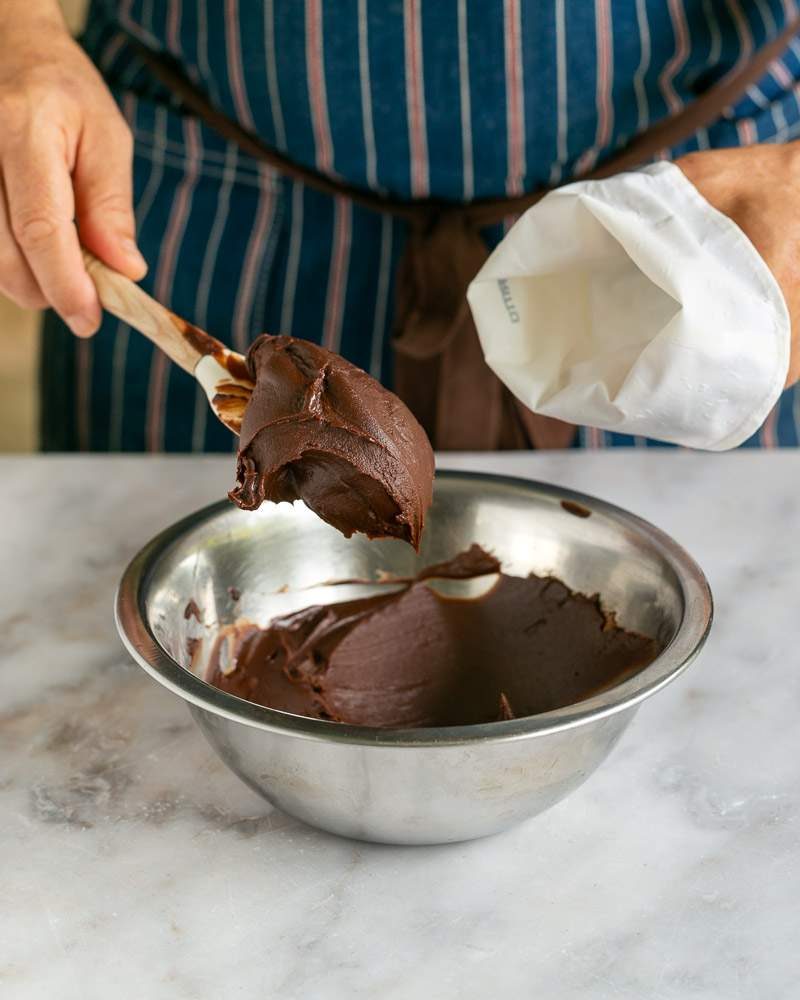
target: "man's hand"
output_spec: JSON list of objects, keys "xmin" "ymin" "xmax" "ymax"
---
[
  {"xmin": 677, "ymin": 143, "xmax": 800, "ymax": 386},
  {"xmin": 0, "ymin": 0, "xmax": 146, "ymax": 336}
]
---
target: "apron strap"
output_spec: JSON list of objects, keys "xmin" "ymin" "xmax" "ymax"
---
[{"xmin": 133, "ymin": 17, "xmax": 800, "ymax": 449}]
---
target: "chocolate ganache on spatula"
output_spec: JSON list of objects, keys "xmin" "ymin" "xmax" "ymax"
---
[{"xmin": 229, "ymin": 335, "xmax": 435, "ymax": 549}]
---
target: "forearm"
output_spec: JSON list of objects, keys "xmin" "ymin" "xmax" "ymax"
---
[{"xmin": 0, "ymin": 0, "xmax": 66, "ymax": 33}]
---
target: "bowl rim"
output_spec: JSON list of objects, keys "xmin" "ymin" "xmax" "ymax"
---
[{"xmin": 115, "ymin": 469, "xmax": 713, "ymax": 748}]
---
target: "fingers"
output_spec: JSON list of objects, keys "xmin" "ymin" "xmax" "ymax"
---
[
  {"xmin": 3, "ymin": 126, "xmax": 101, "ymax": 337},
  {"xmin": 0, "ymin": 176, "xmax": 47, "ymax": 310},
  {"xmin": 74, "ymin": 116, "xmax": 147, "ymax": 281}
]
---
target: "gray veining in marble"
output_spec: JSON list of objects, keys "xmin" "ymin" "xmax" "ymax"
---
[{"xmin": 2, "ymin": 452, "xmax": 799, "ymax": 999}]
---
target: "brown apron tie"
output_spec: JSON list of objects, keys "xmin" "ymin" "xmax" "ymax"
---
[
  {"xmin": 390, "ymin": 209, "xmax": 577, "ymax": 449},
  {"xmin": 393, "ymin": 212, "xmax": 499, "ymax": 449},
  {"xmin": 133, "ymin": 17, "xmax": 800, "ymax": 450}
]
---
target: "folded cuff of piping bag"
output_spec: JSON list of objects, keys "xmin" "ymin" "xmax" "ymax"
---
[{"xmin": 466, "ymin": 160, "xmax": 790, "ymax": 450}]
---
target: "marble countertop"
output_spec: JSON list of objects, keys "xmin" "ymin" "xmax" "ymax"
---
[{"xmin": 3, "ymin": 452, "xmax": 800, "ymax": 999}]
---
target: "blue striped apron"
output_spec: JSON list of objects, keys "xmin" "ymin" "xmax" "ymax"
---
[{"xmin": 41, "ymin": 0, "xmax": 800, "ymax": 452}]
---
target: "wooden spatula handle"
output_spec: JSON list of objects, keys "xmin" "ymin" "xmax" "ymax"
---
[{"xmin": 81, "ymin": 249, "xmax": 223, "ymax": 374}]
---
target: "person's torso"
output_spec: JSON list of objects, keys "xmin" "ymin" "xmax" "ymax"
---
[
  {"xmin": 61, "ymin": 1, "xmax": 800, "ymax": 455},
  {"xmin": 93, "ymin": 0, "xmax": 800, "ymax": 199}
]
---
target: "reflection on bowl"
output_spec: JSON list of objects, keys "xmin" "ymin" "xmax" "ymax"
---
[{"xmin": 116, "ymin": 471, "xmax": 712, "ymax": 845}]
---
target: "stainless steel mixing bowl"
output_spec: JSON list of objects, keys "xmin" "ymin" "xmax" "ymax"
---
[{"xmin": 116, "ymin": 471, "xmax": 712, "ymax": 845}]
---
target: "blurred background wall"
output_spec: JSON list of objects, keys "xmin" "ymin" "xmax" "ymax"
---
[{"xmin": 1, "ymin": 0, "xmax": 88, "ymax": 451}]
